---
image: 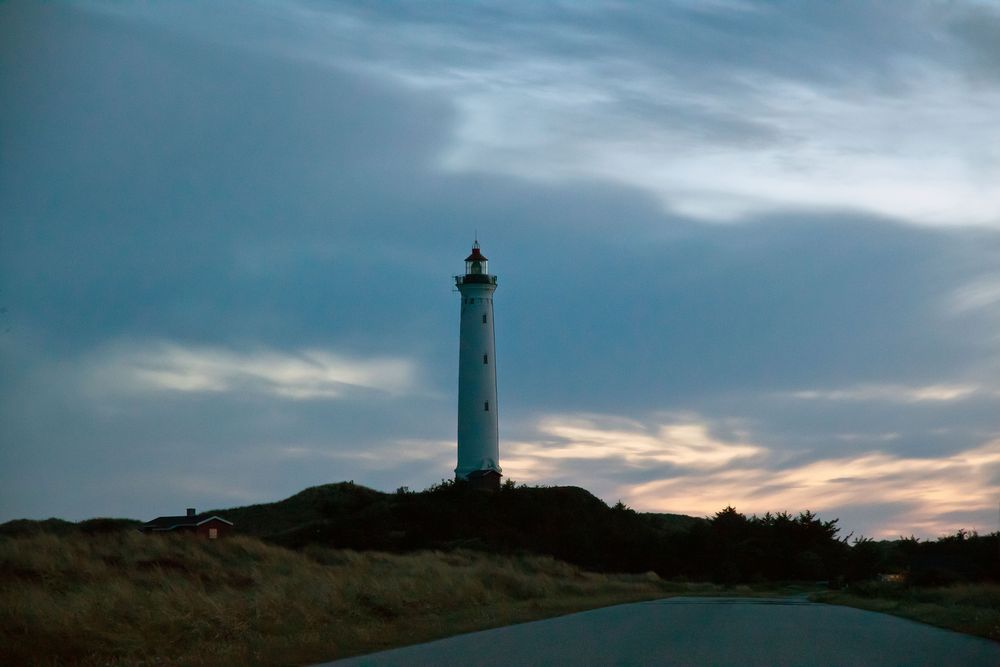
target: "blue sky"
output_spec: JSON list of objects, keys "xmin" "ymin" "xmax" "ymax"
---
[{"xmin": 2, "ymin": 0, "xmax": 999, "ymax": 538}]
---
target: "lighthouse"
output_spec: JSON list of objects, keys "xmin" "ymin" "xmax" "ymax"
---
[{"xmin": 454, "ymin": 241, "xmax": 502, "ymax": 490}]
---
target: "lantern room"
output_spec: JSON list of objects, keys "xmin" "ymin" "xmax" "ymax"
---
[{"xmin": 465, "ymin": 242, "xmax": 489, "ymax": 276}]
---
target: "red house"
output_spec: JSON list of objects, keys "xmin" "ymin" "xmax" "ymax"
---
[{"xmin": 139, "ymin": 508, "xmax": 234, "ymax": 539}]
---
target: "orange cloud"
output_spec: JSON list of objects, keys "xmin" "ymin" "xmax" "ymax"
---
[
  {"xmin": 628, "ymin": 440, "xmax": 1000, "ymax": 538},
  {"xmin": 502, "ymin": 412, "xmax": 1000, "ymax": 538},
  {"xmin": 501, "ymin": 414, "xmax": 763, "ymax": 481}
]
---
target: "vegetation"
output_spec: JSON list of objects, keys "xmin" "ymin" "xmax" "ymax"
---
[
  {"xmin": 205, "ymin": 481, "xmax": 1000, "ymax": 647},
  {"xmin": 814, "ymin": 530, "xmax": 1000, "ymax": 642},
  {"xmin": 9, "ymin": 484, "xmax": 993, "ymax": 587},
  {"xmin": 0, "ymin": 516, "xmax": 140, "ymax": 537},
  {"xmin": 210, "ymin": 482, "xmax": 855, "ymax": 582},
  {"xmin": 3, "ymin": 481, "xmax": 996, "ymax": 664},
  {"xmin": 843, "ymin": 530, "xmax": 1000, "ymax": 585},
  {"xmin": 1, "ymin": 530, "xmax": 724, "ymax": 666},
  {"xmin": 814, "ymin": 582, "xmax": 1000, "ymax": 642}
]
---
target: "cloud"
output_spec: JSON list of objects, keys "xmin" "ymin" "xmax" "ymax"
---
[
  {"xmin": 266, "ymin": 438, "xmax": 454, "ymax": 467},
  {"xmin": 787, "ymin": 383, "xmax": 985, "ymax": 403},
  {"xmin": 948, "ymin": 275, "xmax": 1000, "ymax": 314},
  {"xmin": 84, "ymin": 341, "xmax": 420, "ymax": 400},
  {"xmin": 4, "ymin": 1, "xmax": 999, "ymax": 538},
  {"xmin": 500, "ymin": 411, "xmax": 1000, "ymax": 538},
  {"xmin": 626, "ymin": 439, "xmax": 1000, "ymax": 538},
  {"xmin": 501, "ymin": 413, "xmax": 764, "ymax": 482},
  {"xmin": 79, "ymin": 0, "xmax": 1000, "ymax": 227},
  {"xmin": 434, "ymin": 63, "xmax": 1000, "ymax": 226}
]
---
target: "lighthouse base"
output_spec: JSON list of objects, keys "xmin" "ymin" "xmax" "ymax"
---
[{"xmin": 458, "ymin": 469, "xmax": 502, "ymax": 492}]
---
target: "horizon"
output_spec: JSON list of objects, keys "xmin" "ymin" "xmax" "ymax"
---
[{"xmin": 2, "ymin": 1, "xmax": 999, "ymax": 539}]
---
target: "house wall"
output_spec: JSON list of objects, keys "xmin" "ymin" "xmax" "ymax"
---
[{"xmin": 194, "ymin": 519, "xmax": 232, "ymax": 539}]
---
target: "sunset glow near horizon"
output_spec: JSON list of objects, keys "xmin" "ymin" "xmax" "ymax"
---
[{"xmin": 2, "ymin": 1, "xmax": 1000, "ymax": 539}]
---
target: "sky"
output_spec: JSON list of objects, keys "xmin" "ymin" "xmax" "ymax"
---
[{"xmin": 2, "ymin": 0, "xmax": 1000, "ymax": 539}]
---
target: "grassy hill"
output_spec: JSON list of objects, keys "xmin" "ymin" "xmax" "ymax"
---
[
  {"xmin": 0, "ymin": 481, "xmax": 706, "ymax": 577},
  {"xmin": 3, "ymin": 480, "xmax": 998, "ymax": 665},
  {"xmin": 207, "ymin": 481, "xmax": 706, "ymax": 574},
  {"xmin": 206, "ymin": 481, "xmax": 388, "ymax": 538},
  {"xmin": 0, "ymin": 517, "xmax": 141, "ymax": 537},
  {"xmin": 7, "ymin": 481, "xmax": 995, "ymax": 587},
  {"xmin": 1, "ymin": 530, "xmax": 700, "ymax": 666}
]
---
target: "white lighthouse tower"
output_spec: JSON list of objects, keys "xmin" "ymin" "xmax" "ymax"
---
[{"xmin": 455, "ymin": 241, "xmax": 502, "ymax": 490}]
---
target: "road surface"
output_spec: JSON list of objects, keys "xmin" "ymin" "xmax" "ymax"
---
[{"xmin": 324, "ymin": 596, "xmax": 1000, "ymax": 666}]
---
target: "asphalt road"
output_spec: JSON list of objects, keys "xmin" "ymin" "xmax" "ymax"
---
[{"xmin": 325, "ymin": 596, "xmax": 1000, "ymax": 666}]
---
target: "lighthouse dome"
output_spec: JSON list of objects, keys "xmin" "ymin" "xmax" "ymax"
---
[{"xmin": 464, "ymin": 246, "xmax": 488, "ymax": 262}]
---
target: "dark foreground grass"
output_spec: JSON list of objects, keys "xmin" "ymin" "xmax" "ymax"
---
[
  {"xmin": 1, "ymin": 531, "xmax": 745, "ymax": 666},
  {"xmin": 813, "ymin": 582, "xmax": 1000, "ymax": 643}
]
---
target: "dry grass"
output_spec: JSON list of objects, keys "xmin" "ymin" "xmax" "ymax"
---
[
  {"xmin": 1, "ymin": 531, "xmax": 711, "ymax": 666},
  {"xmin": 813, "ymin": 582, "xmax": 1000, "ymax": 643}
]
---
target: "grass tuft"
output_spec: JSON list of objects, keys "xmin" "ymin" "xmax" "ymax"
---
[{"xmin": 1, "ymin": 532, "xmax": 713, "ymax": 666}]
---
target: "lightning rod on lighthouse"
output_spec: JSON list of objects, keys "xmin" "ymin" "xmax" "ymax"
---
[{"xmin": 454, "ymin": 241, "xmax": 502, "ymax": 491}]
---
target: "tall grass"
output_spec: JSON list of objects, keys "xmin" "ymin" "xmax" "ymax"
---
[
  {"xmin": 1, "ymin": 532, "xmax": 687, "ymax": 666},
  {"xmin": 814, "ymin": 582, "xmax": 1000, "ymax": 642}
]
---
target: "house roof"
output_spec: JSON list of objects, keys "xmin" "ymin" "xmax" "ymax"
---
[{"xmin": 140, "ymin": 514, "xmax": 234, "ymax": 531}]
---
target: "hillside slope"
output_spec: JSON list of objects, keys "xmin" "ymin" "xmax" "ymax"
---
[
  {"xmin": 1, "ymin": 530, "xmax": 686, "ymax": 666},
  {"xmin": 209, "ymin": 481, "xmax": 705, "ymax": 573}
]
